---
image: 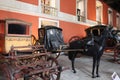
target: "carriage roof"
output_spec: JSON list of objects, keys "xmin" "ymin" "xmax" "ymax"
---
[
  {"xmin": 38, "ymin": 26, "xmax": 62, "ymax": 31},
  {"xmin": 85, "ymin": 25, "xmax": 107, "ymax": 37}
]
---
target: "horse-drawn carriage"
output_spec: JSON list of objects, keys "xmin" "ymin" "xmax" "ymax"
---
[
  {"xmin": 69, "ymin": 25, "xmax": 120, "ymax": 63},
  {"xmin": 85, "ymin": 25, "xmax": 120, "ymax": 63},
  {"xmin": 0, "ymin": 19, "xmax": 63, "ymax": 80}
]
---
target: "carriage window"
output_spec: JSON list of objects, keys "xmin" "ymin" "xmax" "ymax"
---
[
  {"xmin": 38, "ymin": 29, "xmax": 45, "ymax": 39},
  {"xmin": 92, "ymin": 30, "xmax": 99, "ymax": 36},
  {"xmin": 8, "ymin": 23, "xmax": 30, "ymax": 35}
]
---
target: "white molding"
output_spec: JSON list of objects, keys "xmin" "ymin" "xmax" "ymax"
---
[
  {"xmin": 0, "ymin": 0, "xmax": 40, "ymax": 16},
  {"xmin": 86, "ymin": 19, "xmax": 97, "ymax": 26}
]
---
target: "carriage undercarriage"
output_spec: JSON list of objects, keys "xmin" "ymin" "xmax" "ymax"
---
[{"xmin": 0, "ymin": 45, "xmax": 63, "ymax": 80}]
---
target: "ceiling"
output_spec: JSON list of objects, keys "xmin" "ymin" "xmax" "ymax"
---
[{"xmin": 102, "ymin": 0, "xmax": 120, "ymax": 13}]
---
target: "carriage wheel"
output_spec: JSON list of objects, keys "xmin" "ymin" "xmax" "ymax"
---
[
  {"xmin": 68, "ymin": 36, "xmax": 81, "ymax": 43},
  {"xmin": 23, "ymin": 55, "xmax": 48, "ymax": 80},
  {"xmin": 0, "ymin": 63, "xmax": 12, "ymax": 80},
  {"xmin": 42, "ymin": 57, "xmax": 61, "ymax": 80},
  {"xmin": 114, "ymin": 45, "xmax": 120, "ymax": 64}
]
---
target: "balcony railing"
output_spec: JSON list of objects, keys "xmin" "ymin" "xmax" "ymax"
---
[{"xmin": 41, "ymin": 4, "xmax": 58, "ymax": 16}]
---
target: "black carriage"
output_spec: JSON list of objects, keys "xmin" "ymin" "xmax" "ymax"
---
[
  {"xmin": 32, "ymin": 26, "xmax": 67, "ymax": 59},
  {"xmin": 38, "ymin": 26, "xmax": 65, "ymax": 51},
  {"xmin": 84, "ymin": 25, "xmax": 120, "ymax": 63},
  {"xmin": 85, "ymin": 25, "xmax": 117, "ymax": 50},
  {"xmin": 68, "ymin": 25, "xmax": 120, "ymax": 63}
]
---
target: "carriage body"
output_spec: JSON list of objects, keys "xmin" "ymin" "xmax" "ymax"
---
[
  {"xmin": 85, "ymin": 25, "xmax": 120, "ymax": 63},
  {"xmin": 38, "ymin": 26, "xmax": 65, "ymax": 51},
  {"xmin": 0, "ymin": 19, "xmax": 32, "ymax": 54},
  {"xmin": 85, "ymin": 25, "xmax": 118, "ymax": 51}
]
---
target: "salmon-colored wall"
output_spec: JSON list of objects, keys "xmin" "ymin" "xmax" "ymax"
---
[
  {"xmin": 60, "ymin": 21, "xmax": 89, "ymax": 43},
  {"xmin": 19, "ymin": 0, "xmax": 38, "ymax": 5},
  {"xmin": 87, "ymin": 0, "xmax": 96, "ymax": 21},
  {"xmin": 102, "ymin": 2, "xmax": 108, "ymax": 24},
  {"xmin": 0, "ymin": 23, "xmax": 5, "ymax": 34},
  {"xmin": 60, "ymin": 0, "xmax": 76, "ymax": 15},
  {"xmin": 0, "ymin": 10, "xmax": 39, "ymax": 38},
  {"xmin": 113, "ymin": 10, "xmax": 117, "ymax": 27}
]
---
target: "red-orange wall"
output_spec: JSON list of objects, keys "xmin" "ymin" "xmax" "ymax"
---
[
  {"xmin": 60, "ymin": 21, "xmax": 89, "ymax": 43},
  {"xmin": 87, "ymin": 0, "xmax": 96, "ymax": 21},
  {"xmin": 0, "ymin": 10, "xmax": 39, "ymax": 38},
  {"xmin": 102, "ymin": 2, "xmax": 108, "ymax": 24},
  {"xmin": 60, "ymin": 0, "xmax": 76, "ymax": 15},
  {"xmin": 19, "ymin": 0, "xmax": 38, "ymax": 5},
  {"xmin": 113, "ymin": 10, "xmax": 117, "ymax": 27}
]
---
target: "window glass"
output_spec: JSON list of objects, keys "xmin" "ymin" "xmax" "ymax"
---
[
  {"xmin": 108, "ymin": 8, "xmax": 113, "ymax": 26},
  {"xmin": 96, "ymin": 0, "xmax": 103, "ymax": 24},
  {"xmin": 8, "ymin": 24, "xmax": 27, "ymax": 35},
  {"xmin": 116, "ymin": 14, "xmax": 120, "ymax": 29},
  {"xmin": 6, "ymin": 19, "xmax": 31, "ymax": 36},
  {"xmin": 77, "ymin": 0, "xmax": 86, "ymax": 22},
  {"xmin": 92, "ymin": 29, "xmax": 99, "ymax": 36}
]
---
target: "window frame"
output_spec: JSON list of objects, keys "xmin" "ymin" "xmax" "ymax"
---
[
  {"xmin": 76, "ymin": 0, "xmax": 87, "ymax": 22},
  {"xmin": 96, "ymin": 0, "xmax": 103, "ymax": 24},
  {"xmin": 5, "ymin": 19, "xmax": 31, "ymax": 37},
  {"xmin": 116, "ymin": 13, "xmax": 120, "ymax": 29},
  {"xmin": 108, "ymin": 8, "xmax": 113, "ymax": 26}
]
